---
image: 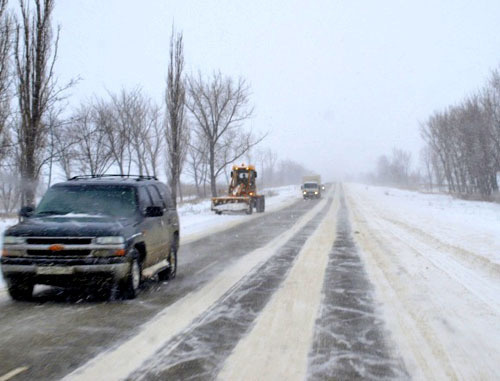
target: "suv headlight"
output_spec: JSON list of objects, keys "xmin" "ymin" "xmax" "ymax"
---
[
  {"xmin": 3, "ymin": 236, "xmax": 26, "ymax": 245},
  {"xmin": 95, "ymin": 236, "xmax": 125, "ymax": 245}
]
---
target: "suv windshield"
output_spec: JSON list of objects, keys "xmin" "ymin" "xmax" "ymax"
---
[{"xmin": 35, "ymin": 185, "xmax": 138, "ymax": 218}]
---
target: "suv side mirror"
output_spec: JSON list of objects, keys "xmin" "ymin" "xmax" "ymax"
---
[
  {"xmin": 145, "ymin": 206, "xmax": 163, "ymax": 217},
  {"xmin": 19, "ymin": 205, "xmax": 34, "ymax": 218},
  {"xmin": 300, "ymin": 185, "xmax": 304, "ymax": 190}
]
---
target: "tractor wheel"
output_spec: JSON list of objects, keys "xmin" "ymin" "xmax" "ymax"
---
[
  {"xmin": 246, "ymin": 203, "xmax": 253, "ymax": 214},
  {"xmin": 255, "ymin": 197, "xmax": 265, "ymax": 213}
]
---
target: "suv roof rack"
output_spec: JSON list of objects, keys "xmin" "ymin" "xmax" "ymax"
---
[{"xmin": 69, "ymin": 174, "xmax": 158, "ymax": 181}]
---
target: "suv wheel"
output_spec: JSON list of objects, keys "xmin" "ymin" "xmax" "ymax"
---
[
  {"xmin": 7, "ymin": 280, "xmax": 34, "ymax": 301},
  {"xmin": 120, "ymin": 255, "xmax": 141, "ymax": 299},
  {"xmin": 158, "ymin": 237, "xmax": 178, "ymax": 281}
]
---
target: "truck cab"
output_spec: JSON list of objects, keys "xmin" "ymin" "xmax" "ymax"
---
[
  {"xmin": 302, "ymin": 175, "xmax": 322, "ymax": 199},
  {"xmin": 302, "ymin": 182, "xmax": 321, "ymax": 199}
]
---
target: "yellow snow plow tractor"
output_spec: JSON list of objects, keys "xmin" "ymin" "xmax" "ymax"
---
[{"xmin": 211, "ymin": 164, "xmax": 265, "ymax": 215}]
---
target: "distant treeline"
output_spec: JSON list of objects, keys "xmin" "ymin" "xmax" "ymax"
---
[
  {"xmin": 367, "ymin": 68, "xmax": 500, "ymax": 200},
  {"xmin": 421, "ymin": 69, "xmax": 500, "ymax": 198}
]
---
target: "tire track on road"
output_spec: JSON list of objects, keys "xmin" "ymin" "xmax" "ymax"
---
[
  {"xmin": 218, "ymin": 186, "xmax": 339, "ymax": 381},
  {"xmin": 307, "ymin": 189, "xmax": 408, "ymax": 380},
  {"xmin": 128, "ymin": 196, "xmax": 333, "ymax": 380}
]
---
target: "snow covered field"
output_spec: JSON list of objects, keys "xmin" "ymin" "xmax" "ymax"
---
[
  {"xmin": 0, "ymin": 185, "xmax": 300, "ymax": 289},
  {"xmin": 346, "ymin": 183, "xmax": 500, "ymax": 379}
]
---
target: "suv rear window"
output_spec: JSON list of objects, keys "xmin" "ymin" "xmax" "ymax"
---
[{"xmin": 35, "ymin": 185, "xmax": 138, "ymax": 218}]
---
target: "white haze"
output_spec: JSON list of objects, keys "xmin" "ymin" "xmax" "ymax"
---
[{"xmin": 53, "ymin": 0, "xmax": 500, "ymax": 181}]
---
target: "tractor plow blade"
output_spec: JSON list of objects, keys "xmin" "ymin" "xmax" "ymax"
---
[{"xmin": 211, "ymin": 197, "xmax": 251, "ymax": 214}]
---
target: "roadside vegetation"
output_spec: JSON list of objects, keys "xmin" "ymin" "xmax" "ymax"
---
[
  {"xmin": 0, "ymin": 0, "xmax": 309, "ymax": 215},
  {"xmin": 367, "ymin": 68, "xmax": 500, "ymax": 201}
]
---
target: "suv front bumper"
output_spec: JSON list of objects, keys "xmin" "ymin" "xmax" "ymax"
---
[{"xmin": 1, "ymin": 257, "xmax": 130, "ymax": 286}]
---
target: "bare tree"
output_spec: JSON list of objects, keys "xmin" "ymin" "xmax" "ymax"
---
[
  {"xmin": 0, "ymin": 150, "xmax": 21, "ymax": 213},
  {"xmin": 105, "ymin": 88, "xmax": 164, "ymax": 177},
  {"xmin": 186, "ymin": 136, "xmax": 208, "ymax": 197},
  {"xmin": 390, "ymin": 148, "xmax": 412, "ymax": 185},
  {"xmin": 142, "ymin": 103, "xmax": 163, "ymax": 178},
  {"xmin": 420, "ymin": 146, "xmax": 434, "ymax": 191},
  {"xmin": 165, "ymin": 28, "xmax": 188, "ymax": 207},
  {"xmin": 372, "ymin": 148, "xmax": 414, "ymax": 187},
  {"xmin": 123, "ymin": 89, "xmax": 152, "ymax": 176},
  {"xmin": 0, "ymin": 0, "xmax": 12, "ymax": 164},
  {"xmin": 276, "ymin": 159, "xmax": 310, "ymax": 186},
  {"xmin": 186, "ymin": 71, "xmax": 261, "ymax": 196},
  {"xmin": 69, "ymin": 102, "xmax": 114, "ymax": 176},
  {"xmin": 52, "ymin": 117, "xmax": 77, "ymax": 179},
  {"xmin": 421, "ymin": 87, "xmax": 498, "ymax": 198},
  {"xmin": 44, "ymin": 107, "xmax": 62, "ymax": 185},
  {"xmin": 258, "ymin": 147, "xmax": 278, "ymax": 188},
  {"xmin": 104, "ymin": 89, "xmax": 133, "ymax": 175},
  {"xmin": 14, "ymin": 0, "xmax": 70, "ymax": 205}
]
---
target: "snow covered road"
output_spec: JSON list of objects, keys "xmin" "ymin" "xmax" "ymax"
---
[
  {"xmin": 1, "ymin": 183, "xmax": 499, "ymax": 380},
  {"xmin": 346, "ymin": 183, "xmax": 500, "ymax": 380}
]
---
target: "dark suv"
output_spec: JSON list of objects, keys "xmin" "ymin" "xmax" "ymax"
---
[{"xmin": 1, "ymin": 175, "xmax": 179, "ymax": 300}]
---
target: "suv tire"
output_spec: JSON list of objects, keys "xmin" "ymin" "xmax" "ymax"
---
[
  {"xmin": 158, "ymin": 237, "xmax": 178, "ymax": 281},
  {"xmin": 120, "ymin": 255, "xmax": 141, "ymax": 299},
  {"xmin": 7, "ymin": 280, "xmax": 34, "ymax": 301}
]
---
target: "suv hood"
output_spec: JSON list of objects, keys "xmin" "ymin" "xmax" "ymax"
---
[{"xmin": 5, "ymin": 215, "xmax": 135, "ymax": 237}]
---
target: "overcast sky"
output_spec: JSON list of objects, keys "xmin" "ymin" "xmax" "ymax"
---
[{"xmin": 52, "ymin": 0, "xmax": 500, "ymax": 181}]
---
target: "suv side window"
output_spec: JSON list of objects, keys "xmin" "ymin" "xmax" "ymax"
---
[
  {"xmin": 148, "ymin": 185, "xmax": 164, "ymax": 208},
  {"xmin": 156, "ymin": 183, "xmax": 174, "ymax": 209},
  {"xmin": 138, "ymin": 186, "xmax": 153, "ymax": 209}
]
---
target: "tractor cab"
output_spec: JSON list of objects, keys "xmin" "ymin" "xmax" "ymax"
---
[{"xmin": 229, "ymin": 164, "xmax": 257, "ymax": 197}]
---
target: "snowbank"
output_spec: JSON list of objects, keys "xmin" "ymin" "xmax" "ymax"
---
[
  {"xmin": 178, "ymin": 185, "xmax": 299, "ymax": 241},
  {"xmin": 348, "ymin": 183, "xmax": 500, "ymax": 266}
]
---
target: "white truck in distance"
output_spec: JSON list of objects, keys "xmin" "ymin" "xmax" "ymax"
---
[{"xmin": 302, "ymin": 175, "xmax": 322, "ymax": 199}]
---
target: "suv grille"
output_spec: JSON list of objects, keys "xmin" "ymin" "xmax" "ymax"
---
[
  {"xmin": 27, "ymin": 250, "xmax": 92, "ymax": 257},
  {"xmin": 27, "ymin": 238, "xmax": 92, "ymax": 245}
]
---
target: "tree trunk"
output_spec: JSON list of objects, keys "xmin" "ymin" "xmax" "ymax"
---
[{"xmin": 209, "ymin": 144, "xmax": 217, "ymax": 197}]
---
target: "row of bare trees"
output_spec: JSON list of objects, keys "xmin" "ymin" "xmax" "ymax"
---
[
  {"xmin": 421, "ymin": 69, "xmax": 500, "ymax": 197},
  {"xmin": 0, "ymin": 0, "xmax": 270, "ymax": 213},
  {"xmin": 367, "ymin": 148, "xmax": 419, "ymax": 187},
  {"xmin": 53, "ymin": 89, "xmax": 164, "ymax": 180}
]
